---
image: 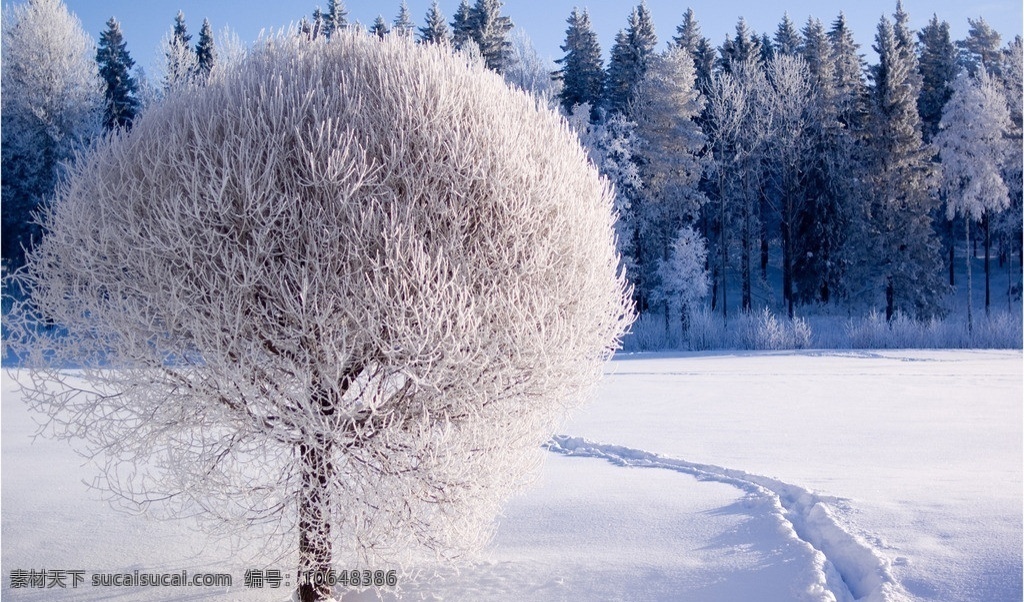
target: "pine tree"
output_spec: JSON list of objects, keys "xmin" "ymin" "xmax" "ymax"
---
[
  {"xmin": 322, "ymin": 0, "xmax": 348, "ymax": 39},
  {"xmin": 96, "ymin": 17, "xmax": 139, "ymax": 131},
  {"xmin": 719, "ymin": 18, "xmax": 763, "ymax": 74},
  {"xmin": 959, "ymin": 17, "xmax": 1002, "ymax": 75},
  {"xmin": 392, "ymin": 1, "xmax": 415, "ymax": 38},
  {"xmin": 195, "ymin": 18, "xmax": 215, "ymax": 82},
  {"xmin": 774, "ymin": 13, "xmax": 801, "ymax": 56},
  {"xmin": 164, "ymin": 11, "xmax": 196, "ymax": 90},
  {"xmin": 671, "ymin": 9, "xmax": 714, "ymax": 97},
  {"xmin": 829, "ymin": 13, "xmax": 868, "ymax": 131},
  {"xmin": 857, "ymin": 16, "xmax": 944, "ymax": 319},
  {"xmin": 451, "ymin": 0, "xmax": 473, "ymax": 50},
  {"xmin": 604, "ymin": 3, "xmax": 657, "ymax": 116},
  {"xmin": 468, "ymin": 0, "xmax": 514, "ymax": 73},
  {"xmin": 936, "ymin": 67, "xmax": 1012, "ymax": 328},
  {"xmin": 892, "ymin": 0, "xmax": 915, "ymax": 52},
  {"xmin": 554, "ymin": 8, "xmax": 604, "ymax": 117},
  {"xmin": 370, "ymin": 15, "xmax": 389, "ymax": 39},
  {"xmin": 917, "ymin": 15, "xmax": 958, "ymax": 143},
  {"xmin": 311, "ymin": 8, "xmax": 325, "ymax": 40},
  {"xmin": 673, "ymin": 9, "xmax": 701, "ymax": 54},
  {"xmin": 419, "ymin": 1, "xmax": 450, "ymax": 45}
]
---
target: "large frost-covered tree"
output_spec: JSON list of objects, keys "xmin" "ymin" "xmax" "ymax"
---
[
  {"xmin": 1, "ymin": 0, "xmax": 102, "ymax": 268},
  {"xmin": 4, "ymin": 32, "xmax": 631, "ymax": 602},
  {"xmin": 855, "ymin": 15, "xmax": 944, "ymax": 319},
  {"xmin": 936, "ymin": 67, "xmax": 1011, "ymax": 327},
  {"xmin": 554, "ymin": 8, "xmax": 604, "ymax": 118},
  {"xmin": 632, "ymin": 46, "xmax": 708, "ymax": 317},
  {"xmin": 765, "ymin": 53, "xmax": 814, "ymax": 317},
  {"xmin": 96, "ymin": 17, "xmax": 140, "ymax": 131}
]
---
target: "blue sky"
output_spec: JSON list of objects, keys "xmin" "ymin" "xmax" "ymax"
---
[{"xmin": 21, "ymin": 1, "xmax": 1024, "ymax": 74}]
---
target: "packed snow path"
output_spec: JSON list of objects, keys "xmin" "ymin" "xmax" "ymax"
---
[{"xmin": 547, "ymin": 435, "xmax": 910, "ymax": 602}]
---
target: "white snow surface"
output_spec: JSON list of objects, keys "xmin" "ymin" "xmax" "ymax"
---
[{"xmin": 2, "ymin": 349, "xmax": 1021, "ymax": 601}]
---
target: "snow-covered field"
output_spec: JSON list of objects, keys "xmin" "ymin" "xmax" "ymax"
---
[{"xmin": 2, "ymin": 350, "xmax": 1021, "ymax": 601}]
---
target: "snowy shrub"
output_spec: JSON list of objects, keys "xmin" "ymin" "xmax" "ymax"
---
[
  {"xmin": 3, "ymin": 31, "xmax": 632, "ymax": 602},
  {"xmin": 686, "ymin": 307, "xmax": 727, "ymax": 351}
]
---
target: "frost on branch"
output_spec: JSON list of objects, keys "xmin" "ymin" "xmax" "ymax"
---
[{"xmin": 4, "ymin": 31, "xmax": 632, "ymax": 600}]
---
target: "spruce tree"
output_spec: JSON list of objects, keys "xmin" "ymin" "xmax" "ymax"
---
[
  {"xmin": 673, "ymin": 8, "xmax": 701, "ymax": 54},
  {"xmin": 96, "ymin": 17, "xmax": 139, "ymax": 131},
  {"xmin": 554, "ymin": 8, "xmax": 604, "ymax": 117},
  {"xmin": 322, "ymin": 0, "xmax": 348, "ymax": 39},
  {"xmin": 793, "ymin": 17, "xmax": 848, "ymax": 305},
  {"xmin": 858, "ymin": 16, "xmax": 944, "ymax": 319},
  {"xmin": 671, "ymin": 9, "xmax": 714, "ymax": 96},
  {"xmin": 959, "ymin": 17, "xmax": 1002, "ymax": 75},
  {"xmin": 195, "ymin": 18, "xmax": 215, "ymax": 83},
  {"xmin": 369, "ymin": 15, "xmax": 389, "ymax": 39},
  {"xmin": 311, "ymin": 8, "xmax": 325, "ymax": 40},
  {"xmin": 774, "ymin": 13, "xmax": 801, "ymax": 56},
  {"xmin": 468, "ymin": 0, "xmax": 514, "ymax": 73},
  {"xmin": 917, "ymin": 15, "xmax": 958, "ymax": 143},
  {"xmin": 451, "ymin": 0, "xmax": 473, "ymax": 50},
  {"xmin": 719, "ymin": 18, "xmax": 763, "ymax": 74},
  {"xmin": 165, "ymin": 11, "xmax": 195, "ymax": 90},
  {"xmin": 392, "ymin": 1, "xmax": 415, "ymax": 38},
  {"xmin": 829, "ymin": 13, "xmax": 868, "ymax": 131},
  {"xmin": 605, "ymin": 3, "xmax": 657, "ymax": 116},
  {"xmin": 419, "ymin": 1, "xmax": 450, "ymax": 45}
]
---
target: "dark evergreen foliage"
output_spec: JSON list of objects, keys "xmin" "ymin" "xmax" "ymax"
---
[
  {"xmin": 554, "ymin": 8, "xmax": 604, "ymax": 117},
  {"xmin": 96, "ymin": 17, "xmax": 139, "ymax": 131}
]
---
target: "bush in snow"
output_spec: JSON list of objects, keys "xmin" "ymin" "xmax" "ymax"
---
[{"xmin": 3, "ymin": 31, "xmax": 632, "ymax": 602}]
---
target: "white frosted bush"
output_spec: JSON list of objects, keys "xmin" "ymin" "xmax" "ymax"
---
[{"xmin": 4, "ymin": 31, "xmax": 631, "ymax": 601}]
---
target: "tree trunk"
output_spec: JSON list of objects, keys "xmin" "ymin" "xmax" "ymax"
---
[
  {"xmin": 984, "ymin": 210, "xmax": 991, "ymax": 314},
  {"xmin": 781, "ymin": 216, "xmax": 793, "ymax": 319},
  {"xmin": 741, "ymin": 199, "xmax": 751, "ymax": 313},
  {"xmin": 965, "ymin": 216, "xmax": 973, "ymax": 336},
  {"xmin": 885, "ymin": 276, "xmax": 895, "ymax": 322},
  {"xmin": 298, "ymin": 438, "xmax": 333, "ymax": 602},
  {"xmin": 948, "ymin": 217, "xmax": 955, "ymax": 287}
]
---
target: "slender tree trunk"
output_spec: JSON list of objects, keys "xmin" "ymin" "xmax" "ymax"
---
[
  {"xmin": 781, "ymin": 199, "xmax": 793, "ymax": 319},
  {"xmin": 965, "ymin": 216, "xmax": 973, "ymax": 335},
  {"xmin": 885, "ymin": 275, "xmax": 895, "ymax": 322},
  {"xmin": 948, "ymin": 217, "xmax": 955, "ymax": 287},
  {"xmin": 984, "ymin": 210, "xmax": 991, "ymax": 314},
  {"xmin": 741, "ymin": 191, "xmax": 751, "ymax": 313},
  {"xmin": 298, "ymin": 438, "xmax": 333, "ymax": 602}
]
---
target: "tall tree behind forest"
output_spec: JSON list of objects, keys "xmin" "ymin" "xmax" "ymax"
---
[
  {"xmin": 96, "ymin": 17, "xmax": 139, "ymax": 131},
  {"xmin": 605, "ymin": 2, "xmax": 657, "ymax": 116},
  {"xmin": 854, "ymin": 15, "xmax": 944, "ymax": 319},
  {"xmin": 554, "ymin": 8, "xmax": 604, "ymax": 118}
]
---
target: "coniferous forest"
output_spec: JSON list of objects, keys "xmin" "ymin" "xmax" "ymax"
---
[{"xmin": 3, "ymin": 0, "xmax": 1022, "ymax": 348}]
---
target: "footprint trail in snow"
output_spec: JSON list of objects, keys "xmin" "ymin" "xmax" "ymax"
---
[{"xmin": 546, "ymin": 435, "xmax": 912, "ymax": 602}]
